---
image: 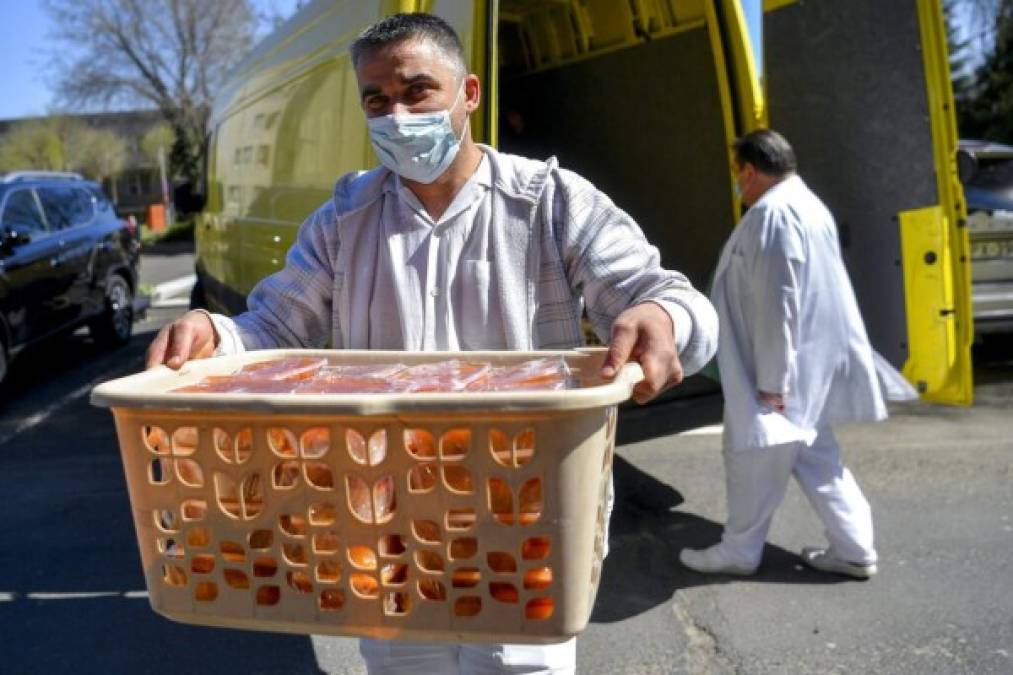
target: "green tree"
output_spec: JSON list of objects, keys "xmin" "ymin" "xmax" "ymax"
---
[
  {"xmin": 0, "ymin": 119, "xmax": 65, "ymax": 171},
  {"xmin": 64, "ymin": 125, "xmax": 129, "ymax": 201},
  {"xmin": 945, "ymin": 0, "xmax": 978, "ymax": 127},
  {"xmin": 141, "ymin": 123, "xmax": 176, "ymax": 167},
  {"xmin": 964, "ymin": 0, "xmax": 1013, "ymax": 142},
  {"xmin": 43, "ymin": 0, "xmax": 259, "ymax": 185}
]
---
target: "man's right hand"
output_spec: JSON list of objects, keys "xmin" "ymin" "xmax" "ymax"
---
[{"xmin": 145, "ymin": 310, "xmax": 219, "ymax": 370}]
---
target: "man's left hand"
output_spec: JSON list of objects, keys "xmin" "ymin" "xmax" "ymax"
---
[
  {"xmin": 757, "ymin": 390, "xmax": 786, "ymax": 412},
  {"xmin": 600, "ymin": 302, "xmax": 684, "ymax": 404}
]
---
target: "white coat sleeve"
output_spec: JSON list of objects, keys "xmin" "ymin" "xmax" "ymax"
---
[{"xmin": 750, "ymin": 211, "xmax": 806, "ymax": 395}]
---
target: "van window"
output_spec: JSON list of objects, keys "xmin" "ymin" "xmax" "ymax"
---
[
  {"xmin": 1, "ymin": 189, "xmax": 48, "ymax": 232},
  {"xmin": 37, "ymin": 185, "xmax": 95, "ymax": 229}
]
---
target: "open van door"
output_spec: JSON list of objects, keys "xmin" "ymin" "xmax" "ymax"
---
[{"xmin": 764, "ymin": 0, "xmax": 973, "ymax": 405}]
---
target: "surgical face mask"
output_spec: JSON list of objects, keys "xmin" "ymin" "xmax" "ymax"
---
[{"xmin": 367, "ymin": 84, "xmax": 467, "ymax": 184}]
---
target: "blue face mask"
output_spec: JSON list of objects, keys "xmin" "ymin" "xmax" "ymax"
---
[{"xmin": 367, "ymin": 85, "xmax": 467, "ymax": 184}]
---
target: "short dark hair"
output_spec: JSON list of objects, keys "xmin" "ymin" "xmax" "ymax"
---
[
  {"xmin": 351, "ymin": 13, "xmax": 467, "ymax": 79},
  {"xmin": 733, "ymin": 129, "xmax": 797, "ymax": 176}
]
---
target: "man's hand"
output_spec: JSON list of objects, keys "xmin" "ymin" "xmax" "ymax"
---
[
  {"xmin": 600, "ymin": 302, "xmax": 683, "ymax": 404},
  {"xmin": 758, "ymin": 390, "xmax": 786, "ymax": 412},
  {"xmin": 145, "ymin": 310, "xmax": 219, "ymax": 370}
]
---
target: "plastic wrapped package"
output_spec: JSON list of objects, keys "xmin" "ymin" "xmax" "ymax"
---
[
  {"xmin": 173, "ymin": 358, "xmax": 577, "ymax": 395},
  {"xmin": 237, "ymin": 357, "xmax": 328, "ymax": 381},
  {"xmin": 480, "ymin": 357, "xmax": 574, "ymax": 391},
  {"xmin": 295, "ymin": 365, "xmax": 407, "ymax": 394},
  {"xmin": 392, "ymin": 360, "xmax": 491, "ymax": 392}
]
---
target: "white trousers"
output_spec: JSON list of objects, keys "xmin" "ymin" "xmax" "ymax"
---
[
  {"xmin": 356, "ymin": 475, "xmax": 613, "ymax": 674},
  {"xmin": 719, "ymin": 425, "xmax": 876, "ymax": 568},
  {"xmin": 359, "ymin": 637, "xmax": 576, "ymax": 674}
]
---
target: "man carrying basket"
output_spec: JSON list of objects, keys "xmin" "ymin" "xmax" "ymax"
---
[{"xmin": 146, "ymin": 13, "xmax": 717, "ymax": 674}]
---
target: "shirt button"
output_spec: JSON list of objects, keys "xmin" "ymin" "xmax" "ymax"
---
[{"xmin": 430, "ymin": 288, "xmax": 439, "ymax": 297}]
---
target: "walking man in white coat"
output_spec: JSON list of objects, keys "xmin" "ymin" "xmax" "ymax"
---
[{"xmin": 680, "ymin": 129, "xmax": 886, "ymax": 579}]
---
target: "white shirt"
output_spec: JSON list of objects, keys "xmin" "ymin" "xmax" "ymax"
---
[{"xmin": 370, "ymin": 154, "xmax": 505, "ymax": 350}]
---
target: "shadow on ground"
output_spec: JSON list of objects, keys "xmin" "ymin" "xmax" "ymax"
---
[
  {"xmin": 0, "ymin": 330, "xmax": 324, "ymax": 674},
  {"xmin": 973, "ymin": 331, "xmax": 1013, "ymax": 389},
  {"xmin": 590, "ymin": 452, "xmax": 857, "ymax": 625}
]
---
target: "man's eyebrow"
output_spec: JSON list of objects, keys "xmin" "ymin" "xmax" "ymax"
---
[
  {"xmin": 360, "ymin": 84, "xmax": 382, "ymax": 100},
  {"xmin": 399, "ymin": 73, "xmax": 439, "ymax": 86},
  {"xmin": 360, "ymin": 74, "xmax": 439, "ymax": 101}
]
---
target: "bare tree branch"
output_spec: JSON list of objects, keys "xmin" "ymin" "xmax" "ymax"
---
[{"xmin": 43, "ymin": 0, "xmax": 259, "ymax": 183}]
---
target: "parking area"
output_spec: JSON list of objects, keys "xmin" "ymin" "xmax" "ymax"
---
[{"xmin": 0, "ymin": 247, "xmax": 1010, "ymax": 674}]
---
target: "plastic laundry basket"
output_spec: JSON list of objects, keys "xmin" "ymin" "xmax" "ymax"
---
[{"xmin": 90, "ymin": 347, "xmax": 642, "ymax": 644}]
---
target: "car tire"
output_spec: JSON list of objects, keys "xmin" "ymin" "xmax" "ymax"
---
[{"xmin": 90, "ymin": 275, "xmax": 134, "ymax": 347}]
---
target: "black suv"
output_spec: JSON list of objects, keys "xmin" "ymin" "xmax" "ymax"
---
[{"xmin": 0, "ymin": 171, "xmax": 141, "ymax": 385}]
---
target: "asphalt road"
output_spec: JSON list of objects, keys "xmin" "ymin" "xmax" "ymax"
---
[{"xmin": 1, "ymin": 247, "xmax": 1011, "ymax": 674}]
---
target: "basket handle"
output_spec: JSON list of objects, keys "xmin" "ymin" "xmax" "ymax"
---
[
  {"xmin": 616, "ymin": 361, "xmax": 646, "ymax": 391},
  {"xmin": 575, "ymin": 346, "xmax": 645, "ymax": 393}
]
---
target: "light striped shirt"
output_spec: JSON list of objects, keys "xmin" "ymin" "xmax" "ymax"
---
[{"xmin": 210, "ymin": 146, "xmax": 717, "ymax": 373}]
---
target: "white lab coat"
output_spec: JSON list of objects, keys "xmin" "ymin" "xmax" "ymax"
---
[{"xmin": 711, "ymin": 175, "xmax": 886, "ymax": 452}]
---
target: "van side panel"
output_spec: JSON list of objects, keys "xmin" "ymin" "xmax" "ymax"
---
[
  {"xmin": 204, "ymin": 1, "xmax": 485, "ymax": 304},
  {"xmin": 765, "ymin": 0, "xmax": 937, "ymax": 369},
  {"xmin": 498, "ymin": 26, "xmax": 734, "ymax": 289}
]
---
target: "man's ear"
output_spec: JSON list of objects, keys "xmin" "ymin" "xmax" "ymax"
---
[{"xmin": 464, "ymin": 74, "xmax": 481, "ymax": 112}]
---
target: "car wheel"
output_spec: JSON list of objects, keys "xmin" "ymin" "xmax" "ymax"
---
[{"xmin": 90, "ymin": 275, "xmax": 134, "ymax": 347}]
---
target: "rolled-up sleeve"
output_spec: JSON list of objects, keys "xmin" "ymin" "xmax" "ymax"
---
[
  {"xmin": 554, "ymin": 169, "xmax": 718, "ymax": 375},
  {"xmin": 208, "ymin": 204, "xmax": 338, "ymax": 353}
]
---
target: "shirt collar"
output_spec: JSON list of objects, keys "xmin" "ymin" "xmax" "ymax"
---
[{"xmin": 384, "ymin": 152, "xmax": 492, "ymax": 225}]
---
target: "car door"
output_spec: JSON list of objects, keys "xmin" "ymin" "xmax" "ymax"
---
[
  {"xmin": 36, "ymin": 185, "xmax": 99, "ymax": 329},
  {"xmin": 0, "ymin": 187, "xmax": 63, "ymax": 344}
]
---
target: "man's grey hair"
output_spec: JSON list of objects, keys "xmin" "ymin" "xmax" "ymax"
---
[
  {"xmin": 733, "ymin": 129, "xmax": 798, "ymax": 176},
  {"xmin": 351, "ymin": 13, "xmax": 467, "ymax": 80}
]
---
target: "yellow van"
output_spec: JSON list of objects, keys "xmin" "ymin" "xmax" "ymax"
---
[{"xmin": 194, "ymin": 0, "xmax": 972, "ymax": 405}]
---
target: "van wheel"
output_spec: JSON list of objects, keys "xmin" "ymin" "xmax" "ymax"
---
[{"xmin": 90, "ymin": 275, "xmax": 134, "ymax": 347}]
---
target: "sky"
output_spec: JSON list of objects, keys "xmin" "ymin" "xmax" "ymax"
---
[
  {"xmin": 0, "ymin": 1, "xmax": 991, "ymax": 122},
  {"xmin": 0, "ymin": 0, "xmax": 303, "ymax": 121}
]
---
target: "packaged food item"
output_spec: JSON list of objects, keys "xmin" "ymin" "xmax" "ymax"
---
[
  {"xmin": 393, "ymin": 361, "xmax": 491, "ymax": 392},
  {"xmin": 317, "ymin": 364, "xmax": 406, "ymax": 379},
  {"xmin": 172, "ymin": 358, "xmax": 577, "ymax": 394},
  {"xmin": 481, "ymin": 357, "xmax": 573, "ymax": 391},
  {"xmin": 237, "ymin": 357, "xmax": 328, "ymax": 381}
]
